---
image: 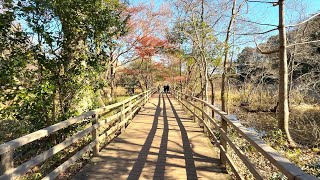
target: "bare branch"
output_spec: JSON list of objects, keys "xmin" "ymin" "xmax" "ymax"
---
[
  {"xmin": 256, "ymin": 46, "xmax": 279, "ymax": 54},
  {"xmin": 119, "ymin": 56, "xmax": 140, "ymax": 66},
  {"xmin": 247, "ymin": 0, "xmax": 278, "ymax": 5},
  {"xmin": 234, "ymin": 28, "xmax": 277, "ymax": 36},
  {"xmin": 235, "ymin": 17, "xmax": 278, "ymax": 27},
  {"xmin": 287, "ymin": 12, "xmax": 320, "ymax": 27},
  {"xmin": 287, "ymin": 39, "xmax": 320, "ymax": 48},
  {"xmin": 254, "ymin": 36, "xmax": 279, "ymax": 54}
]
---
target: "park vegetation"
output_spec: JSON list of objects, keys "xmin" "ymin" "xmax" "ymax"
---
[{"xmin": 0, "ymin": 0, "xmax": 319, "ymax": 178}]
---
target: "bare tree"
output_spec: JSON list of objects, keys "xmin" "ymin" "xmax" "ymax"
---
[
  {"xmin": 221, "ymin": 0, "xmax": 245, "ymax": 112},
  {"xmin": 277, "ymin": 0, "xmax": 296, "ymax": 146}
]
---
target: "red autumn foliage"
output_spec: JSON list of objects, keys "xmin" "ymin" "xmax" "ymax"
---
[
  {"xmin": 135, "ymin": 35, "xmax": 167, "ymax": 58},
  {"xmin": 119, "ymin": 67, "xmax": 139, "ymax": 75},
  {"xmin": 122, "ymin": 2, "xmax": 172, "ymax": 60}
]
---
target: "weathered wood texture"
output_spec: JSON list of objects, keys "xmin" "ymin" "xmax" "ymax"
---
[
  {"xmin": 173, "ymin": 90, "xmax": 318, "ymax": 180},
  {"xmin": 74, "ymin": 93, "xmax": 230, "ymax": 180},
  {"xmin": 0, "ymin": 90, "xmax": 153, "ymax": 180}
]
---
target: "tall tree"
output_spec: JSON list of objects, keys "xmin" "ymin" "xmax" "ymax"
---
[
  {"xmin": 278, "ymin": 0, "xmax": 295, "ymax": 146},
  {"xmin": 221, "ymin": 0, "xmax": 245, "ymax": 112}
]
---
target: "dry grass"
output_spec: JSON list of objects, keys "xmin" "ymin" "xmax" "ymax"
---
[
  {"xmin": 291, "ymin": 103, "xmax": 320, "ymax": 112},
  {"xmin": 113, "ymin": 87, "xmax": 127, "ymax": 96},
  {"xmin": 207, "ymin": 84, "xmax": 320, "ymax": 178}
]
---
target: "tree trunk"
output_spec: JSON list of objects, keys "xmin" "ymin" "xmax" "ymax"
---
[
  {"xmin": 221, "ymin": 0, "xmax": 236, "ymax": 112},
  {"xmin": 98, "ymin": 89, "xmax": 106, "ymax": 107},
  {"xmin": 278, "ymin": 0, "xmax": 295, "ymax": 146},
  {"xmin": 51, "ymin": 89, "xmax": 56, "ymax": 123}
]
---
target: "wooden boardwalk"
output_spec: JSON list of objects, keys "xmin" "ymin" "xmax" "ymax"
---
[{"xmin": 74, "ymin": 93, "xmax": 230, "ymax": 180}]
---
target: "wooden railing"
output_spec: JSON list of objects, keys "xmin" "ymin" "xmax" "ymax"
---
[
  {"xmin": 0, "ymin": 89, "xmax": 154, "ymax": 180},
  {"xmin": 172, "ymin": 90, "xmax": 317, "ymax": 180}
]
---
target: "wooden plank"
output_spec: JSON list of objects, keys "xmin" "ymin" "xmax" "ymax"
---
[
  {"xmin": 98, "ymin": 127, "xmax": 118, "ymax": 147},
  {"xmin": 219, "ymin": 128, "xmax": 264, "ymax": 179},
  {"xmin": 174, "ymin": 90, "xmax": 317, "ymax": 179},
  {"xmin": 100, "ymin": 89, "xmax": 154, "ymax": 141},
  {"xmin": 42, "ymin": 140, "xmax": 97, "ymax": 180},
  {"xmin": 97, "ymin": 103, "xmax": 140, "ymax": 138},
  {"xmin": 202, "ymin": 121, "xmax": 220, "ymax": 146},
  {"xmin": 219, "ymin": 145, "xmax": 243, "ymax": 180},
  {"xmin": 0, "ymin": 111, "xmax": 95, "ymax": 155},
  {"xmin": 92, "ymin": 116, "xmax": 99, "ymax": 156},
  {"xmin": 181, "ymin": 98, "xmax": 222, "ymax": 137},
  {"xmin": 0, "ymin": 90, "xmax": 152, "ymax": 179},
  {"xmin": 98, "ymin": 105, "xmax": 141, "ymax": 144},
  {"xmin": 97, "ymin": 96, "xmax": 143, "ymax": 129},
  {"xmin": 207, "ymin": 116, "xmax": 220, "ymax": 130},
  {"xmin": 0, "ymin": 151, "xmax": 13, "ymax": 175},
  {"xmin": 295, "ymin": 173, "xmax": 319, "ymax": 180},
  {"xmin": 105, "ymin": 126, "xmax": 120, "ymax": 138},
  {"xmin": 177, "ymin": 98, "xmax": 202, "ymax": 121},
  {"xmin": 177, "ymin": 98, "xmax": 203, "ymax": 126},
  {"xmin": 0, "ymin": 126, "xmax": 94, "ymax": 180},
  {"xmin": 194, "ymin": 106, "xmax": 264, "ymax": 179},
  {"xmin": 122, "ymin": 99, "xmax": 141, "ymax": 115},
  {"xmin": 99, "ymin": 112, "xmax": 121, "ymax": 127},
  {"xmin": 223, "ymin": 118, "xmax": 310, "ymax": 179},
  {"xmin": 119, "ymin": 107, "xmax": 140, "ymax": 128},
  {"xmin": 93, "ymin": 90, "xmax": 151, "ymax": 115}
]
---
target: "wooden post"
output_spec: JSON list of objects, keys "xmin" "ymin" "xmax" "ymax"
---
[
  {"xmin": 129, "ymin": 100, "xmax": 133, "ymax": 122},
  {"xmin": 144, "ymin": 92, "xmax": 147, "ymax": 105},
  {"xmin": 193, "ymin": 101, "xmax": 196, "ymax": 123},
  {"xmin": 121, "ymin": 103, "xmax": 126, "ymax": 132},
  {"xmin": 199, "ymin": 102, "xmax": 204, "ymax": 128},
  {"xmin": 0, "ymin": 150, "xmax": 14, "ymax": 175},
  {"xmin": 141, "ymin": 94, "xmax": 144, "ymax": 106},
  {"xmin": 220, "ymin": 117, "xmax": 228, "ymax": 167},
  {"xmin": 203, "ymin": 102, "xmax": 208, "ymax": 135},
  {"xmin": 145, "ymin": 91, "xmax": 148, "ymax": 104},
  {"xmin": 92, "ymin": 114, "xmax": 99, "ymax": 156}
]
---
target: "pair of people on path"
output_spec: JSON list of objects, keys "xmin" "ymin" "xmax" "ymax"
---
[{"xmin": 163, "ymin": 85, "xmax": 170, "ymax": 93}]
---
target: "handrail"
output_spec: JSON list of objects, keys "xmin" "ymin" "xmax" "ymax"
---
[
  {"xmin": 172, "ymin": 90, "xmax": 317, "ymax": 180},
  {"xmin": 0, "ymin": 89, "xmax": 155, "ymax": 179}
]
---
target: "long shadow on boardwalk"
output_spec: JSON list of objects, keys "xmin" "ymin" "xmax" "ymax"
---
[
  {"xmin": 166, "ymin": 93, "xmax": 198, "ymax": 179},
  {"xmin": 152, "ymin": 93, "xmax": 169, "ymax": 179},
  {"xmin": 74, "ymin": 93, "xmax": 229, "ymax": 180},
  {"xmin": 127, "ymin": 94, "xmax": 162, "ymax": 179}
]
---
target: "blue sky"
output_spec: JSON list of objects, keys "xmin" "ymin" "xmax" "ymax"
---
[
  {"xmin": 128, "ymin": 0, "xmax": 320, "ymax": 23},
  {"xmin": 244, "ymin": 0, "xmax": 320, "ymax": 25},
  {"xmin": 128, "ymin": 0, "xmax": 320, "ymax": 37},
  {"xmin": 18, "ymin": 0, "xmax": 320, "ymax": 62},
  {"xmin": 238, "ymin": 0, "xmax": 320, "ymax": 47},
  {"xmin": 128, "ymin": 0, "xmax": 320, "ymax": 59}
]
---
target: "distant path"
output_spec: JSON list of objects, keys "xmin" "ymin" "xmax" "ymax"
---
[{"xmin": 74, "ymin": 93, "xmax": 230, "ymax": 180}]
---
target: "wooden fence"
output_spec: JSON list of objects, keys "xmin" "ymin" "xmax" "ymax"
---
[
  {"xmin": 172, "ymin": 90, "xmax": 317, "ymax": 180},
  {"xmin": 0, "ymin": 90, "xmax": 154, "ymax": 180}
]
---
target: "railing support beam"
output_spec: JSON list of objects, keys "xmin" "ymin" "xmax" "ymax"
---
[
  {"xmin": 193, "ymin": 101, "xmax": 196, "ymax": 123},
  {"xmin": 121, "ymin": 103, "xmax": 126, "ymax": 133},
  {"xmin": 0, "ymin": 150, "xmax": 13, "ymax": 176},
  {"xmin": 220, "ymin": 118, "xmax": 228, "ymax": 167},
  {"xmin": 92, "ymin": 114, "xmax": 99, "ymax": 156}
]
